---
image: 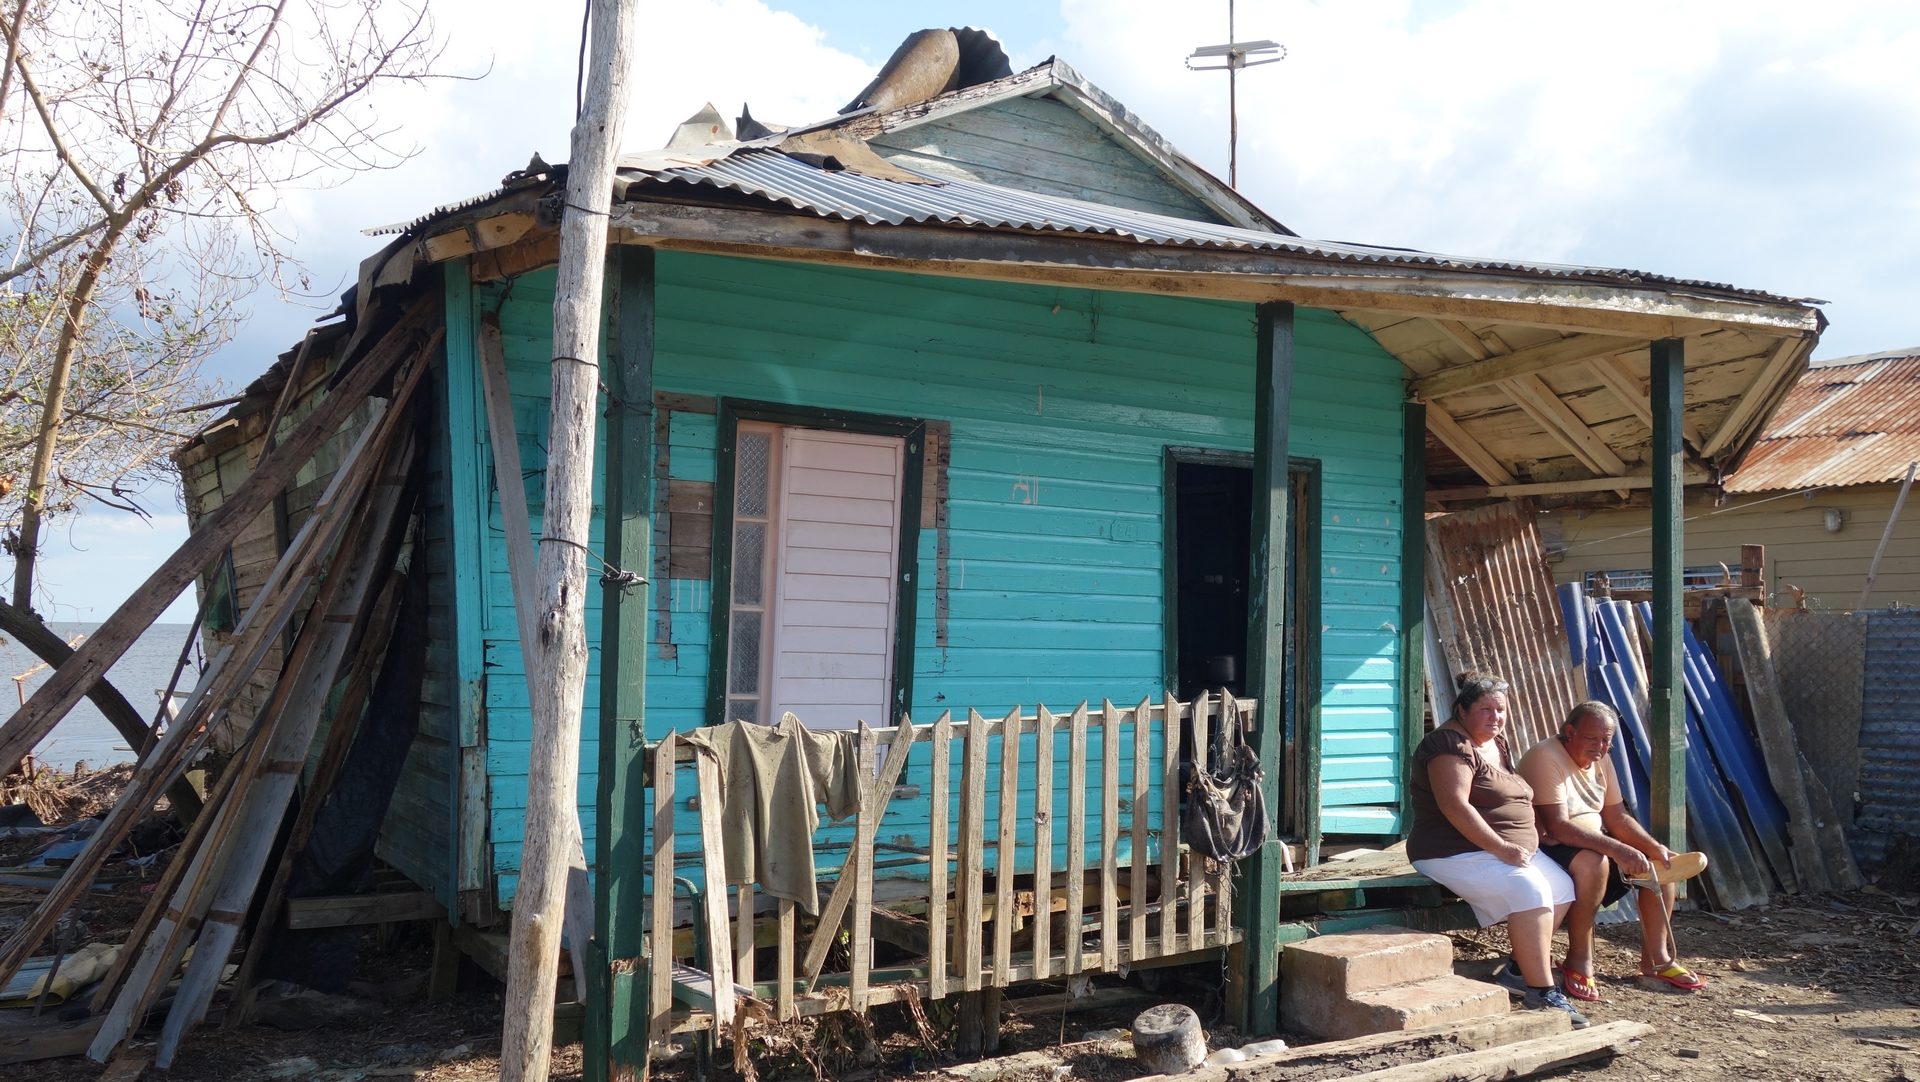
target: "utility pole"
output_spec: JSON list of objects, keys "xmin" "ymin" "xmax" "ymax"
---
[
  {"xmin": 501, "ymin": 1, "xmax": 638, "ymax": 1080},
  {"xmin": 1186, "ymin": 0, "xmax": 1284, "ymax": 189}
]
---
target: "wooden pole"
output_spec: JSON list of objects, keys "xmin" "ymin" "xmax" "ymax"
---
[
  {"xmin": 1399, "ymin": 401, "xmax": 1427, "ymax": 834},
  {"xmin": 500, "ymin": 1, "xmax": 637, "ymax": 1078},
  {"xmin": 1242, "ymin": 301, "xmax": 1292, "ymax": 1036},
  {"xmin": 587, "ymin": 246, "xmax": 655, "ymax": 1080},
  {"xmin": 1649, "ymin": 337, "xmax": 1687, "ymax": 852},
  {"xmin": 1857, "ymin": 459, "xmax": 1917, "ymax": 610}
]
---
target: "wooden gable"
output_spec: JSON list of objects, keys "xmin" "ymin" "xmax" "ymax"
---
[{"xmin": 870, "ymin": 94, "xmax": 1223, "ymax": 223}]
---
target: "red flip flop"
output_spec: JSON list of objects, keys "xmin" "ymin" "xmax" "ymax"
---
[
  {"xmin": 1562, "ymin": 969, "xmax": 1602, "ymax": 1002},
  {"xmin": 1643, "ymin": 962, "xmax": 1706, "ymax": 991}
]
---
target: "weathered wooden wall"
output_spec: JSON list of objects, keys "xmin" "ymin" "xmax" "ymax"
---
[
  {"xmin": 1542, "ymin": 482, "xmax": 1920, "ymax": 609},
  {"xmin": 446, "ymin": 251, "xmax": 1411, "ymax": 906},
  {"xmin": 868, "ymin": 95, "xmax": 1224, "ymax": 223}
]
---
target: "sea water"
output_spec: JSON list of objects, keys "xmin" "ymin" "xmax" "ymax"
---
[{"xmin": 0, "ymin": 622, "xmax": 204, "ymax": 770}]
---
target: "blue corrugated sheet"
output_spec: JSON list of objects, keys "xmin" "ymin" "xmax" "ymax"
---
[
  {"xmin": 1857, "ymin": 610, "xmax": 1920, "ymax": 866},
  {"xmin": 1562, "ymin": 586, "xmax": 1783, "ymax": 908}
]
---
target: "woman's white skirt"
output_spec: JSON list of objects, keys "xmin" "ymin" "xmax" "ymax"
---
[{"xmin": 1411, "ymin": 849, "xmax": 1576, "ymax": 927}]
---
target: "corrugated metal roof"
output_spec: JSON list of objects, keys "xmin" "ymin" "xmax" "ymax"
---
[
  {"xmin": 1856, "ymin": 609, "xmax": 1920, "ymax": 867},
  {"xmin": 625, "ymin": 150, "xmax": 1805, "ymax": 303},
  {"xmin": 1426, "ymin": 501, "xmax": 1587, "ymax": 753},
  {"xmin": 1725, "ymin": 355, "xmax": 1920, "ymax": 493}
]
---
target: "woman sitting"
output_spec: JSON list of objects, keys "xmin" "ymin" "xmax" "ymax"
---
[{"xmin": 1408, "ymin": 673, "xmax": 1586, "ymax": 1027}]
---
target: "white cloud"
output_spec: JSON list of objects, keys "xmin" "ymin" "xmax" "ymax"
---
[{"xmin": 1059, "ymin": 0, "xmax": 1920, "ymax": 356}]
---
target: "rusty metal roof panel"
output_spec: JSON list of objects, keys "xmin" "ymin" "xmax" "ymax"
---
[
  {"xmin": 1725, "ymin": 355, "xmax": 1920, "ymax": 492},
  {"xmin": 1425, "ymin": 502, "xmax": 1588, "ymax": 753},
  {"xmin": 617, "ymin": 150, "xmax": 1807, "ymax": 304}
]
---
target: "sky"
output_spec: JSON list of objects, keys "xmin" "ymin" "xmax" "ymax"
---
[{"xmin": 38, "ymin": 0, "xmax": 1920, "ymax": 621}]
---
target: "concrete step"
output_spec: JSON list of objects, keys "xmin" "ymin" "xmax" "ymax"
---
[
  {"xmin": 1278, "ymin": 926, "xmax": 1455, "ymax": 997},
  {"xmin": 1292, "ymin": 974, "xmax": 1510, "ymax": 1040}
]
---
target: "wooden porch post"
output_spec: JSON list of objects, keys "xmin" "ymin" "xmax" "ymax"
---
[
  {"xmin": 1649, "ymin": 338, "xmax": 1687, "ymax": 851},
  {"xmin": 1242, "ymin": 301, "xmax": 1292, "ymax": 1036},
  {"xmin": 588, "ymin": 248, "xmax": 655, "ymax": 1080},
  {"xmin": 1399, "ymin": 402, "xmax": 1427, "ymax": 833}
]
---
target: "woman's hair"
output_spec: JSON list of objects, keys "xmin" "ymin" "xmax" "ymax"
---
[
  {"xmin": 1564, "ymin": 700, "xmax": 1621, "ymax": 731},
  {"xmin": 1452, "ymin": 671, "xmax": 1511, "ymax": 717}
]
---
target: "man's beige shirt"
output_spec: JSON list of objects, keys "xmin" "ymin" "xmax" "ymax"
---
[{"xmin": 1519, "ymin": 735, "xmax": 1622, "ymax": 833}]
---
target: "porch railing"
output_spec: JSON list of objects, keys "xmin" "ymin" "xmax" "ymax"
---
[{"xmin": 642, "ymin": 692, "xmax": 1253, "ymax": 1046}]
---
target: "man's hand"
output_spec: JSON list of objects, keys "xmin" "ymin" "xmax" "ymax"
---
[{"xmin": 1614, "ymin": 842, "xmax": 1654, "ymax": 879}]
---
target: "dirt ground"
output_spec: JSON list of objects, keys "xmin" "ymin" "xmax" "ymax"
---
[
  {"xmin": 6, "ymin": 884, "xmax": 1906, "ymax": 1082},
  {"xmin": 4, "ymin": 764, "xmax": 1915, "ymax": 1081}
]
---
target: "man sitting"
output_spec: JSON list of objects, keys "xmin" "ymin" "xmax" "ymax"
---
[{"xmin": 1518, "ymin": 701, "xmax": 1706, "ymax": 1000}]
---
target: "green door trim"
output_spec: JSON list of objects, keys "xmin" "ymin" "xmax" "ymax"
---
[{"xmin": 704, "ymin": 399, "xmax": 927, "ymax": 727}]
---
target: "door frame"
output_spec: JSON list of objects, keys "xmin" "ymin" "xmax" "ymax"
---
[
  {"xmin": 706, "ymin": 398, "xmax": 927, "ymax": 727},
  {"xmin": 1161, "ymin": 446, "xmax": 1322, "ymax": 838}
]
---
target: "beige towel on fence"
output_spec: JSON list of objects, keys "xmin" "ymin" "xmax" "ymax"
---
[{"xmin": 684, "ymin": 713, "xmax": 861, "ymax": 915}]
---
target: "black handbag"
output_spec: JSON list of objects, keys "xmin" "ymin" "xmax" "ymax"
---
[{"xmin": 1182, "ymin": 696, "xmax": 1270, "ymax": 865}]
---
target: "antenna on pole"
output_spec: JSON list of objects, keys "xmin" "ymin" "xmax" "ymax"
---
[{"xmin": 1186, "ymin": 0, "xmax": 1284, "ymax": 189}]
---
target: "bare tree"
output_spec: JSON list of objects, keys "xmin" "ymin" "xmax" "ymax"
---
[{"xmin": 0, "ymin": 0, "xmax": 443, "ymax": 612}]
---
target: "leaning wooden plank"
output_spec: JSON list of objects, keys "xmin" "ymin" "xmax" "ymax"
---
[
  {"xmin": 693, "ymin": 748, "xmax": 737, "ymax": 1031},
  {"xmin": 647, "ymin": 733, "xmax": 678, "ymax": 1053},
  {"xmin": 1063, "ymin": 702, "xmax": 1088, "ymax": 976},
  {"xmin": 227, "ymin": 571, "xmax": 407, "ymax": 1025},
  {"xmin": 1128, "ymin": 1010, "xmax": 1575, "ymax": 1082},
  {"xmin": 16, "ymin": 372, "xmax": 417, "ymax": 993},
  {"xmin": 993, "ymin": 707, "xmax": 1022, "ymax": 988},
  {"xmin": 1130, "ymin": 696, "xmax": 1151, "ymax": 958},
  {"xmin": 1031, "ymin": 705, "xmax": 1056, "ymax": 979},
  {"xmin": 0, "ymin": 304, "xmax": 436, "ymax": 773},
  {"xmin": 800, "ymin": 713, "xmax": 918, "ymax": 988},
  {"xmin": 1336, "ymin": 1019, "xmax": 1653, "ymax": 1082},
  {"xmin": 928, "ymin": 711, "xmax": 952, "ymax": 1000},
  {"xmin": 479, "ymin": 314, "xmax": 598, "ymax": 1002},
  {"xmin": 150, "ymin": 437, "xmax": 417, "ymax": 1067},
  {"xmin": 1099, "ymin": 699, "xmax": 1120, "ymax": 971},
  {"xmin": 1160, "ymin": 693, "xmax": 1181, "ymax": 956},
  {"xmin": 1727, "ymin": 599, "xmax": 1862, "ymax": 891}
]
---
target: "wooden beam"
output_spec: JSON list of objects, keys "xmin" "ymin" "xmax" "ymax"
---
[
  {"xmin": 1336, "ymin": 1020, "xmax": 1653, "ymax": 1082},
  {"xmin": 1416, "ymin": 335, "xmax": 1638, "ymax": 400},
  {"xmin": 1424, "ymin": 404, "xmax": 1516, "ymax": 486},
  {"xmin": 1588, "ymin": 354, "xmax": 1710, "ymax": 449},
  {"xmin": 1400, "ymin": 401, "xmax": 1427, "ymax": 835},
  {"xmin": 588, "ymin": 246, "xmax": 656, "ymax": 1079},
  {"xmin": 285, "ymin": 892, "xmax": 444, "ymax": 930},
  {"xmin": 1241, "ymin": 301, "xmax": 1292, "ymax": 1037},
  {"xmin": 1702, "ymin": 336, "xmax": 1809, "ymax": 458},
  {"xmin": 1426, "ymin": 318, "xmax": 1494, "ymax": 361},
  {"xmin": 605, "ymin": 204, "xmax": 1824, "ymax": 339},
  {"xmin": 1501, "ymin": 373, "xmax": 1630, "ymax": 477},
  {"xmin": 1649, "ymin": 338, "xmax": 1687, "ymax": 853},
  {"xmin": 1428, "ymin": 467, "xmax": 1710, "ymax": 501}
]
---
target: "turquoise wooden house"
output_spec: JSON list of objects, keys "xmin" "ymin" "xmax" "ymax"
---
[{"xmin": 179, "ymin": 29, "xmax": 1823, "ymax": 1072}]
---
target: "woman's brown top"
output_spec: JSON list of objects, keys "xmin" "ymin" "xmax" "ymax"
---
[{"xmin": 1407, "ymin": 725, "xmax": 1538, "ymax": 861}]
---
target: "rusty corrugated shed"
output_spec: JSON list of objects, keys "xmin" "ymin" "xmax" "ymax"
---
[
  {"xmin": 1425, "ymin": 503, "xmax": 1588, "ymax": 753},
  {"xmin": 1726, "ymin": 354, "xmax": 1920, "ymax": 493}
]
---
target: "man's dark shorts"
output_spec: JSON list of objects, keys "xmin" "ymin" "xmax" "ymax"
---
[{"xmin": 1540, "ymin": 843, "xmax": 1633, "ymax": 907}]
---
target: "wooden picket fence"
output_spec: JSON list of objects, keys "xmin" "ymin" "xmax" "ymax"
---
[{"xmin": 643, "ymin": 692, "xmax": 1253, "ymax": 1046}]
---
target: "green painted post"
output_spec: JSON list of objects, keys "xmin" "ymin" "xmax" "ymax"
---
[
  {"xmin": 589, "ymin": 248, "xmax": 655, "ymax": 1080},
  {"xmin": 1242, "ymin": 301, "xmax": 1292, "ymax": 1037},
  {"xmin": 1399, "ymin": 401, "xmax": 1427, "ymax": 834},
  {"xmin": 1649, "ymin": 338, "xmax": 1687, "ymax": 853}
]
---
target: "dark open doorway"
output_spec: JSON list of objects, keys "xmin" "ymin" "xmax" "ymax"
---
[
  {"xmin": 1170, "ymin": 459, "xmax": 1254, "ymax": 700},
  {"xmin": 1165, "ymin": 448, "xmax": 1317, "ymax": 838}
]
